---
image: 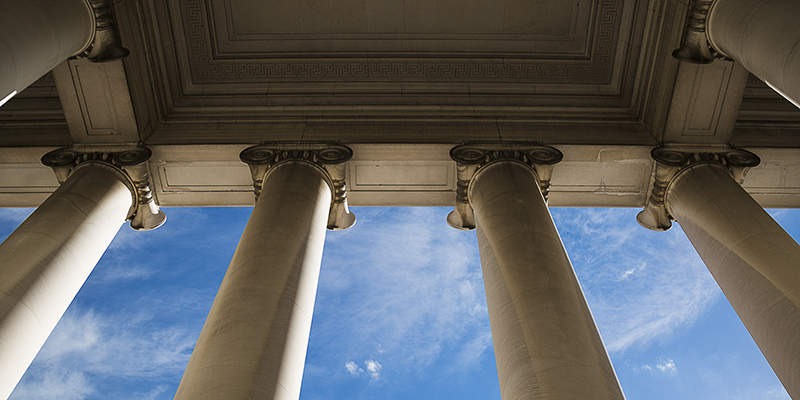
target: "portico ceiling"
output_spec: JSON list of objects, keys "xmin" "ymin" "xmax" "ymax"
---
[
  {"xmin": 133, "ymin": 0, "xmax": 660, "ymax": 142},
  {"xmin": 1, "ymin": 0, "xmax": 800, "ymax": 208}
]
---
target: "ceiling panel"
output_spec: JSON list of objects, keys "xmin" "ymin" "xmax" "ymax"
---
[
  {"xmin": 209, "ymin": 0, "xmax": 592, "ymax": 55},
  {"xmin": 142, "ymin": 0, "xmax": 651, "ymax": 120}
]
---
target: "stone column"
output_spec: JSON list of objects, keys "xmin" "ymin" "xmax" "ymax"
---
[
  {"xmin": 707, "ymin": 0, "xmax": 800, "ymax": 106},
  {"xmin": 448, "ymin": 144, "xmax": 625, "ymax": 400},
  {"xmin": 671, "ymin": 0, "xmax": 800, "ymax": 106},
  {"xmin": 0, "ymin": 147, "xmax": 163, "ymax": 399},
  {"xmin": 175, "ymin": 144, "xmax": 354, "ymax": 400},
  {"xmin": 640, "ymin": 147, "xmax": 799, "ymax": 398},
  {"xmin": 0, "ymin": 0, "xmax": 128, "ymax": 107}
]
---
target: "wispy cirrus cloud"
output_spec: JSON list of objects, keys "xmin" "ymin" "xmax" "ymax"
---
[
  {"xmin": 3, "ymin": 206, "xmax": 751, "ymax": 400},
  {"xmin": 10, "ymin": 307, "xmax": 195, "ymax": 400},
  {"xmin": 9, "ymin": 368, "xmax": 94, "ymax": 400},
  {"xmin": 551, "ymin": 208, "xmax": 721, "ymax": 353},
  {"xmin": 309, "ymin": 206, "xmax": 721, "ymax": 395},
  {"xmin": 6, "ymin": 207, "xmax": 249, "ymax": 400},
  {"xmin": 307, "ymin": 207, "xmax": 490, "ymax": 384},
  {"xmin": 0, "ymin": 208, "xmax": 33, "ymax": 227}
]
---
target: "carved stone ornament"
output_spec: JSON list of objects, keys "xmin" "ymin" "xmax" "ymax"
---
[
  {"xmin": 239, "ymin": 142, "xmax": 356, "ymax": 231},
  {"xmin": 637, "ymin": 146, "xmax": 760, "ymax": 231},
  {"xmin": 41, "ymin": 146, "xmax": 166, "ymax": 231},
  {"xmin": 672, "ymin": 0, "xmax": 731, "ymax": 64},
  {"xmin": 74, "ymin": 0, "xmax": 130, "ymax": 62},
  {"xmin": 447, "ymin": 142, "xmax": 564, "ymax": 231}
]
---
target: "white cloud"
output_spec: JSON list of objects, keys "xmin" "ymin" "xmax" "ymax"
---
[
  {"xmin": 656, "ymin": 359, "xmax": 676, "ymax": 373},
  {"xmin": 344, "ymin": 359, "xmax": 382, "ymax": 381},
  {"xmin": 640, "ymin": 358, "xmax": 676, "ymax": 374},
  {"xmin": 345, "ymin": 361, "xmax": 363, "ymax": 376},
  {"xmin": 619, "ymin": 268, "xmax": 636, "ymax": 280},
  {"xmin": 365, "ymin": 360, "xmax": 382, "ymax": 381}
]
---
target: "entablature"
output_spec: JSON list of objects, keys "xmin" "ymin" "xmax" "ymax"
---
[{"xmin": 2, "ymin": 143, "xmax": 800, "ymax": 209}]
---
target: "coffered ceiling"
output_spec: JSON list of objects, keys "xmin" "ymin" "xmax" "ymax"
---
[{"xmin": 143, "ymin": 0, "xmax": 650, "ymax": 124}]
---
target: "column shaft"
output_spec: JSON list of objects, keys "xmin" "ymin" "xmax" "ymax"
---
[
  {"xmin": 707, "ymin": 0, "xmax": 800, "ymax": 105},
  {"xmin": 666, "ymin": 162, "xmax": 800, "ymax": 398},
  {"xmin": 470, "ymin": 161, "xmax": 624, "ymax": 400},
  {"xmin": 0, "ymin": 163, "xmax": 132, "ymax": 399},
  {"xmin": 175, "ymin": 161, "xmax": 332, "ymax": 400},
  {"xmin": 0, "ymin": 0, "xmax": 94, "ymax": 105}
]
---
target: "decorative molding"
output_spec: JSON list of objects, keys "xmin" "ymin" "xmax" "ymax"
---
[
  {"xmin": 637, "ymin": 146, "xmax": 760, "ymax": 231},
  {"xmin": 41, "ymin": 146, "xmax": 166, "ymax": 231},
  {"xmin": 672, "ymin": 0, "xmax": 731, "ymax": 64},
  {"xmin": 180, "ymin": 0, "xmax": 620, "ymax": 83},
  {"xmin": 447, "ymin": 142, "xmax": 563, "ymax": 231},
  {"xmin": 239, "ymin": 142, "xmax": 356, "ymax": 231}
]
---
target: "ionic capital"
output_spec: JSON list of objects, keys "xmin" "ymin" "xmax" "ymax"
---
[
  {"xmin": 41, "ymin": 146, "xmax": 166, "ymax": 231},
  {"xmin": 446, "ymin": 142, "xmax": 563, "ymax": 231},
  {"xmin": 239, "ymin": 142, "xmax": 356, "ymax": 231},
  {"xmin": 672, "ymin": 0, "xmax": 730, "ymax": 64},
  {"xmin": 637, "ymin": 146, "xmax": 760, "ymax": 231},
  {"xmin": 75, "ymin": 0, "xmax": 130, "ymax": 62}
]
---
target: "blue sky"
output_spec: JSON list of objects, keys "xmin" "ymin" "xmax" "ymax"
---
[{"xmin": 1, "ymin": 206, "xmax": 792, "ymax": 400}]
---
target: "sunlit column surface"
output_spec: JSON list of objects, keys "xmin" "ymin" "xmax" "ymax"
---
[
  {"xmin": 471, "ymin": 161, "xmax": 625, "ymax": 400},
  {"xmin": 666, "ymin": 162, "xmax": 800, "ymax": 398},
  {"xmin": 0, "ymin": 163, "xmax": 133, "ymax": 399},
  {"xmin": 707, "ymin": 0, "xmax": 800, "ymax": 106},
  {"xmin": 0, "ymin": 0, "xmax": 94, "ymax": 105},
  {"xmin": 175, "ymin": 161, "xmax": 333, "ymax": 400}
]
